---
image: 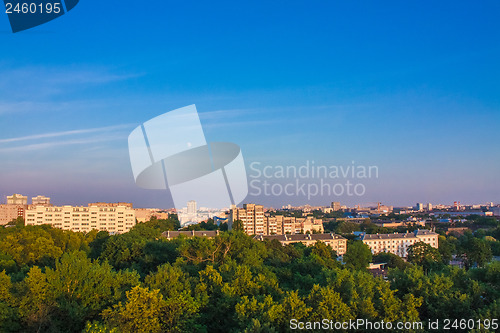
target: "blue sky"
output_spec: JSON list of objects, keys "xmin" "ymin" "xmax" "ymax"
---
[{"xmin": 0, "ymin": 1, "xmax": 499, "ymax": 208}]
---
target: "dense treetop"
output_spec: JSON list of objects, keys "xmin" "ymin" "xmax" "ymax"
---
[{"xmin": 0, "ymin": 217, "xmax": 498, "ymax": 332}]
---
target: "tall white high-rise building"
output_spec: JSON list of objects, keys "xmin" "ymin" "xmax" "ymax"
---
[{"xmin": 187, "ymin": 200, "xmax": 197, "ymax": 215}]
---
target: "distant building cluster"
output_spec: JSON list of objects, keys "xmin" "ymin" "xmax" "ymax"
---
[
  {"xmin": 177, "ymin": 200, "xmax": 227, "ymax": 227},
  {"xmin": 134, "ymin": 208, "xmax": 170, "ymax": 223},
  {"xmin": 229, "ymin": 204, "xmax": 324, "ymax": 235}
]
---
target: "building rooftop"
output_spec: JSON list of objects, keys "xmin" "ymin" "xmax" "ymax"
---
[
  {"xmin": 359, "ymin": 229, "xmax": 438, "ymax": 241},
  {"xmin": 162, "ymin": 230, "xmax": 219, "ymax": 239},
  {"xmin": 254, "ymin": 233, "xmax": 345, "ymax": 242}
]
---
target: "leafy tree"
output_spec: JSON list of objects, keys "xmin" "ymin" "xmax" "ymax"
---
[
  {"xmin": 372, "ymin": 252, "xmax": 410, "ymax": 270},
  {"xmin": 438, "ymin": 235, "xmax": 456, "ymax": 264},
  {"xmin": 18, "ymin": 266, "xmax": 55, "ymax": 331},
  {"xmin": 0, "ymin": 223, "xmax": 499, "ymax": 331},
  {"xmin": 336, "ymin": 221, "xmax": 361, "ymax": 234},
  {"xmin": 102, "ymin": 286, "xmax": 165, "ymax": 333},
  {"xmin": 219, "ymin": 222, "xmax": 229, "ymax": 231},
  {"xmin": 6, "ymin": 216, "xmax": 24, "ymax": 227},
  {"xmin": 407, "ymin": 241, "xmax": 442, "ymax": 271},
  {"xmin": 343, "ymin": 240, "xmax": 372, "ymax": 270},
  {"xmin": 0, "ymin": 270, "xmax": 19, "ymax": 332},
  {"xmin": 82, "ymin": 321, "xmax": 118, "ymax": 333},
  {"xmin": 459, "ymin": 237, "xmax": 493, "ymax": 269},
  {"xmin": 145, "ymin": 263, "xmax": 200, "ymax": 332},
  {"xmin": 235, "ymin": 295, "xmax": 283, "ymax": 330},
  {"xmin": 279, "ymin": 290, "xmax": 311, "ymax": 326},
  {"xmin": 306, "ymin": 284, "xmax": 354, "ymax": 322},
  {"xmin": 232, "ymin": 219, "xmax": 244, "ymax": 231},
  {"xmin": 88, "ymin": 231, "xmax": 110, "ymax": 259}
]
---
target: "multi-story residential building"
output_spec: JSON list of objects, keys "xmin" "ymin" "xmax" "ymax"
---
[
  {"xmin": 7, "ymin": 194, "xmax": 28, "ymax": 205},
  {"xmin": 281, "ymin": 216, "xmax": 295, "ymax": 234},
  {"xmin": 187, "ymin": 200, "xmax": 197, "ymax": 215},
  {"xmin": 357, "ymin": 229, "xmax": 438, "ymax": 257},
  {"xmin": 229, "ymin": 204, "xmax": 265, "ymax": 235},
  {"xmin": 31, "ymin": 195, "xmax": 51, "ymax": 206},
  {"xmin": 244, "ymin": 204, "xmax": 265, "ymax": 234},
  {"xmin": 229, "ymin": 206, "xmax": 252, "ymax": 234},
  {"xmin": 0, "ymin": 204, "xmax": 26, "ymax": 225},
  {"xmin": 254, "ymin": 233, "xmax": 347, "ymax": 255},
  {"xmin": 25, "ymin": 204, "xmax": 136, "ymax": 234},
  {"xmin": 229, "ymin": 204, "xmax": 324, "ymax": 236},
  {"xmin": 331, "ymin": 201, "xmax": 341, "ymax": 211},
  {"xmin": 266, "ymin": 216, "xmax": 280, "ymax": 235},
  {"xmin": 295, "ymin": 217, "xmax": 324, "ymax": 234}
]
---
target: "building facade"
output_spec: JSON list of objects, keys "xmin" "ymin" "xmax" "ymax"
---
[
  {"xmin": 0, "ymin": 204, "xmax": 26, "ymax": 225},
  {"xmin": 25, "ymin": 204, "xmax": 136, "ymax": 234},
  {"xmin": 31, "ymin": 195, "xmax": 51, "ymax": 206},
  {"xmin": 134, "ymin": 208, "xmax": 170, "ymax": 223},
  {"xmin": 229, "ymin": 204, "xmax": 324, "ymax": 236},
  {"xmin": 358, "ymin": 229, "xmax": 439, "ymax": 257},
  {"xmin": 7, "ymin": 194, "xmax": 28, "ymax": 205},
  {"xmin": 331, "ymin": 201, "xmax": 341, "ymax": 211},
  {"xmin": 187, "ymin": 200, "xmax": 197, "ymax": 215},
  {"xmin": 229, "ymin": 204, "xmax": 264, "ymax": 235},
  {"xmin": 255, "ymin": 233, "xmax": 347, "ymax": 255}
]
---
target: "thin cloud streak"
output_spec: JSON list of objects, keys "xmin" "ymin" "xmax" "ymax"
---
[
  {"xmin": 0, "ymin": 124, "xmax": 134, "ymax": 144},
  {"xmin": 0, "ymin": 135, "xmax": 125, "ymax": 153}
]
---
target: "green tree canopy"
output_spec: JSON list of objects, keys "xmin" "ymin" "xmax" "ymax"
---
[{"xmin": 343, "ymin": 240, "xmax": 372, "ymax": 270}]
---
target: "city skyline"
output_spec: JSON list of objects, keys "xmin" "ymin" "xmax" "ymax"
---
[
  {"xmin": 1, "ymin": 1, "xmax": 499, "ymax": 208},
  {"xmin": 0, "ymin": 192, "xmax": 497, "ymax": 211}
]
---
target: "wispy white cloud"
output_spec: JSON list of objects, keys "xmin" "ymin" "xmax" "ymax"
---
[
  {"xmin": 0, "ymin": 135, "xmax": 125, "ymax": 153},
  {"xmin": 0, "ymin": 123, "xmax": 134, "ymax": 154},
  {"xmin": 0, "ymin": 65, "xmax": 142, "ymax": 102},
  {"xmin": 198, "ymin": 108, "xmax": 255, "ymax": 119},
  {"xmin": 0, "ymin": 124, "xmax": 133, "ymax": 144}
]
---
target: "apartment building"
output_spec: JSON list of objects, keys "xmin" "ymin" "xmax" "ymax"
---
[
  {"xmin": 229, "ymin": 204, "xmax": 324, "ymax": 236},
  {"xmin": 230, "ymin": 206, "xmax": 251, "ymax": 234},
  {"xmin": 255, "ymin": 233, "xmax": 347, "ymax": 255},
  {"xmin": 244, "ymin": 204, "xmax": 265, "ymax": 234},
  {"xmin": 229, "ymin": 204, "xmax": 265, "ymax": 235},
  {"xmin": 7, "ymin": 194, "xmax": 28, "ymax": 205},
  {"xmin": 357, "ymin": 229, "xmax": 439, "ymax": 257},
  {"xmin": 0, "ymin": 204, "xmax": 26, "ymax": 225},
  {"xmin": 25, "ymin": 204, "xmax": 136, "ymax": 234},
  {"xmin": 295, "ymin": 217, "xmax": 324, "ymax": 234},
  {"xmin": 31, "ymin": 195, "xmax": 51, "ymax": 206}
]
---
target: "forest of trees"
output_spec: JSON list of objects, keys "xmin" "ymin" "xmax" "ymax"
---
[{"xmin": 0, "ymin": 217, "xmax": 499, "ymax": 332}]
